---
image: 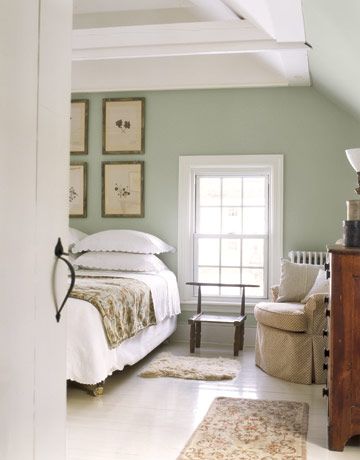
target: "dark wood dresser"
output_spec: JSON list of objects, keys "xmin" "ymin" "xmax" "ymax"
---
[{"xmin": 325, "ymin": 245, "xmax": 360, "ymax": 451}]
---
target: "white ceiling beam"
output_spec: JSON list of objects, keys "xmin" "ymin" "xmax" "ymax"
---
[
  {"xmin": 71, "ymin": 0, "xmax": 310, "ymax": 90},
  {"xmin": 72, "ymin": 53, "xmax": 289, "ymax": 93},
  {"xmin": 267, "ymin": 0, "xmax": 305, "ymax": 42},
  {"xmin": 73, "ymin": 20, "xmax": 272, "ymax": 51},
  {"xmin": 279, "ymin": 49, "xmax": 310, "ymax": 86},
  {"xmin": 73, "ymin": 40, "xmax": 307, "ymax": 61}
]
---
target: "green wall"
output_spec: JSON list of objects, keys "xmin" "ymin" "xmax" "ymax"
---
[
  {"xmin": 302, "ymin": 0, "xmax": 360, "ymax": 121},
  {"xmin": 70, "ymin": 87, "xmax": 360, "ymax": 274}
]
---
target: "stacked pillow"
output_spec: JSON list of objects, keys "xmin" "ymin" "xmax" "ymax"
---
[
  {"xmin": 276, "ymin": 259, "xmax": 329, "ymax": 303},
  {"xmin": 68, "ymin": 227, "xmax": 88, "ymax": 261},
  {"xmin": 70, "ymin": 229, "xmax": 175, "ymax": 273}
]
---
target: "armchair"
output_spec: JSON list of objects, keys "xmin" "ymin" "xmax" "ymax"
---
[{"xmin": 254, "ymin": 286, "xmax": 327, "ymax": 384}]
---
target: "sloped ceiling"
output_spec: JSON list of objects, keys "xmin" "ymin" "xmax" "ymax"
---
[{"xmin": 302, "ymin": 0, "xmax": 360, "ymax": 121}]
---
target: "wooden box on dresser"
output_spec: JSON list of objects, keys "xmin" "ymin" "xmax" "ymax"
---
[{"xmin": 325, "ymin": 245, "xmax": 360, "ymax": 451}]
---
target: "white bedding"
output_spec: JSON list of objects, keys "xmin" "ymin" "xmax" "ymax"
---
[{"xmin": 67, "ymin": 269, "xmax": 180, "ymax": 385}]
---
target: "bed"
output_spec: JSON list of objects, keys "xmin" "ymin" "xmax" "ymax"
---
[{"xmin": 66, "ymin": 229, "xmax": 181, "ymax": 395}]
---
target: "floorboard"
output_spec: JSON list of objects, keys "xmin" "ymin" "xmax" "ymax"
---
[{"xmin": 67, "ymin": 342, "xmax": 360, "ymax": 459}]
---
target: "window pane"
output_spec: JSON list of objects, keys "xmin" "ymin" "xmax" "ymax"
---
[
  {"xmin": 199, "ymin": 177, "xmax": 221, "ymax": 206},
  {"xmin": 194, "ymin": 173, "xmax": 269, "ymax": 301},
  {"xmin": 221, "ymin": 238, "xmax": 241, "ymax": 266},
  {"xmin": 243, "ymin": 177, "xmax": 266, "ymax": 206},
  {"xmin": 242, "ymin": 239, "xmax": 264, "ymax": 267},
  {"xmin": 198, "ymin": 238, "xmax": 219, "ymax": 266},
  {"xmin": 222, "ymin": 177, "xmax": 242, "ymax": 205},
  {"xmin": 198, "ymin": 267, "xmax": 219, "ymax": 295},
  {"xmin": 222, "ymin": 207, "xmax": 241, "ymax": 234},
  {"xmin": 242, "ymin": 268, "xmax": 264, "ymax": 297},
  {"xmin": 243, "ymin": 207, "xmax": 266, "ymax": 234},
  {"xmin": 199, "ymin": 207, "xmax": 221, "ymax": 233},
  {"xmin": 220, "ymin": 268, "xmax": 241, "ymax": 296}
]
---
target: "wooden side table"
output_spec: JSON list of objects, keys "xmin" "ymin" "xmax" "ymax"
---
[{"xmin": 186, "ymin": 282, "xmax": 258, "ymax": 356}]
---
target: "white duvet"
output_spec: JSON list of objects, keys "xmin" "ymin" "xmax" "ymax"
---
[{"xmin": 67, "ymin": 269, "xmax": 181, "ymax": 384}]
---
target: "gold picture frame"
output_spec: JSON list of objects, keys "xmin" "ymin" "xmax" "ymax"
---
[
  {"xmin": 102, "ymin": 98, "xmax": 145, "ymax": 154},
  {"xmin": 69, "ymin": 162, "xmax": 87, "ymax": 218},
  {"xmin": 70, "ymin": 99, "xmax": 89, "ymax": 155},
  {"xmin": 102, "ymin": 161, "xmax": 144, "ymax": 217}
]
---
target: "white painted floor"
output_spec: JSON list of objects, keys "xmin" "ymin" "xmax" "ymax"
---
[{"xmin": 67, "ymin": 342, "xmax": 360, "ymax": 460}]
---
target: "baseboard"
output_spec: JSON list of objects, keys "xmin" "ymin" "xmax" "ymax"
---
[{"xmin": 171, "ymin": 322, "xmax": 256, "ymax": 348}]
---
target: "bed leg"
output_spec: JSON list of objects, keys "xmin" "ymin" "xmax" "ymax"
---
[
  {"xmin": 85, "ymin": 382, "xmax": 105, "ymax": 397},
  {"xmin": 69, "ymin": 380, "xmax": 105, "ymax": 396}
]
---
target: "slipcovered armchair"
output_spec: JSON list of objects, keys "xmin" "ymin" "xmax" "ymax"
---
[{"xmin": 254, "ymin": 285, "xmax": 328, "ymax": 385}]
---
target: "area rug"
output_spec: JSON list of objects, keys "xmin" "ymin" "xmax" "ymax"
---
[
  {"xmin": 139, "ymin": 352, "xmax": 239, "ymax": 380},
  {"xmin": 178, "ymin": 397, "xmax": 309, "ymax": 460}
]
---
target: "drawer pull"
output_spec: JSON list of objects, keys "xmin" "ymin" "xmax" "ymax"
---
[
  {"xmin": 323, "ymin": 363, "xmax": 328, "ymax": 371},
  {"xmin": 323, "ymin": 329, "xmax": 328, "ymax": 337},
  {"xmin": 322, "ymin": 387, "xmax": 329, "ymax": 397},
  {"xmin": 325, "ymin": 309, "xmax": 331, "ymax": 317},
  {"xmin": 324, "ymin": 348, "xmax": 330, "ymax": 358}
]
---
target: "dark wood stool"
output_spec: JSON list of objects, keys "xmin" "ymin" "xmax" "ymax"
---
[{"xmin": 186, "ymin": 282, "xmax": 258, "ymax": 356}]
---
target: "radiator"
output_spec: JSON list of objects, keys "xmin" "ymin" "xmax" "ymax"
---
[{"xmin": 288, "ymin": 250, "xmax": 328, "ymax": 266}]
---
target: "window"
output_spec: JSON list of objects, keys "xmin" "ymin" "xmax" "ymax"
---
[
  {"xmin": 194, "ymin": 174, "xmax": 268, "ymax": 299},
  {"xmin": 178, "ymin": 155, "xmax": 283, "ymax": 308}
]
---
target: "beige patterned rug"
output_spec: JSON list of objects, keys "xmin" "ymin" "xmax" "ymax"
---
[
  {"xmin": 139, "ymin": 352, "xmax": 240, "ymax": 380},
  {"xmin": 178, "ymin": 397, "xmax": 309, "ymax": 460}
]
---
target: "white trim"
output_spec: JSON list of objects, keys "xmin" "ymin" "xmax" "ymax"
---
[
  {"xmin": 178, "ymin": 154, "xmax": 283, "ymax": 303},
  {"xmin": 71, "ymin": 80, "xmax": 291, "ymax": 94}
]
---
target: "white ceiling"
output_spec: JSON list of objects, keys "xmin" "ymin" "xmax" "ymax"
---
[{"xmin": 72, "ymin": 0, "xmax": 310, "ymax": 92}]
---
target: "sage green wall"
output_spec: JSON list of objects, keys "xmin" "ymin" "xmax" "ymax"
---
[
  {"xmin": 71, "ymin": 87, "xmax": 360, "ymax": 274},
  {"xmin": 303, "ymin": 0, "xmax": 360, "ymax": 121}
]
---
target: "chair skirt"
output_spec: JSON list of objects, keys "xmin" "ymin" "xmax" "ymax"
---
[{"xmin": 255, "ymin": 323, "xmax": 326, "ymax": 384}]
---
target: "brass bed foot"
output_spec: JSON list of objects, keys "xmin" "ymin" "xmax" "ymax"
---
[
  {"xmin": 68, "ymin": 380, "xmax": 105, "ymax": 397},
  {"xmin": 84, "ymin": 382, "xmax": 104, "ymax": 397}
]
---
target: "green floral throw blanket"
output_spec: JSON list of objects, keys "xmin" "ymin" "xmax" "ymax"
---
[{"xmin": 70, "ymin": 276, "xmax": 156, "ymax": 348}]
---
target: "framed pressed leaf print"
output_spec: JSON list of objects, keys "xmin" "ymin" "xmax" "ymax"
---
[
  {"xmin": 102, "ymin": 161, "xmax": 144, "ymax": 217},
  {"xmin": 103, "ymin": 98, "xmax": 145, "ymax": 154},
  {"xmin": 69, "ymin": 162, "xmax": 87, "ymax": 217},
  {"xmin": 70, "ymin": 99, "xmax": 89, "ymax": 155}
]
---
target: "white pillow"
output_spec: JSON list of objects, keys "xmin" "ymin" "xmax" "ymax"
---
[
  {"xmin": 301, "ymin": 269, "xmax": 330, "ymax": 303},
  {"xmin": 69, "ymin": 227, "xmax": 88, "ymax": 252},
  {"xmin": 72, "ymin": 229, "xmax": 175, "ymax": 255},
  {"xmin": 74, "ymin": 252, "xmax": 168, "ymax": 273},
  {"xmin": 277, "ymin": 259, "xmax": 321, "ymax": 303}
]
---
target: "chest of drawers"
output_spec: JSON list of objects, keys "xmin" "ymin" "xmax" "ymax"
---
[{"xmin": 325, "ymin": 245, "xmax": 360, "ymax": 451}]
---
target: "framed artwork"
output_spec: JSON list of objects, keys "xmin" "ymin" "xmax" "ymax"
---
[
  {"xmin": 102, "ymin": 161, "xmax": 144, "ymax": 217},
  {"xmin": 69, "ymin": 162, "xmax": 87, "ymax": 218},
  {"xmin": 102, "ymin": 98, "xmax": 145, "ymax": 154},
  {"xmin": 70, "ymin": 99, "xmax": 89, "ymax": 155}
]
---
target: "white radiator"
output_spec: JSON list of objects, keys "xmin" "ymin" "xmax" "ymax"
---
[{"xmin": 288, "ymin": 250, "xmax": 328, "ymax": 266}]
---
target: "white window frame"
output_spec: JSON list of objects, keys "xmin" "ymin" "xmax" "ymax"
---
[{"xmin": 178, "ymin": 154, "xmax": 283, "ymax": 311}]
